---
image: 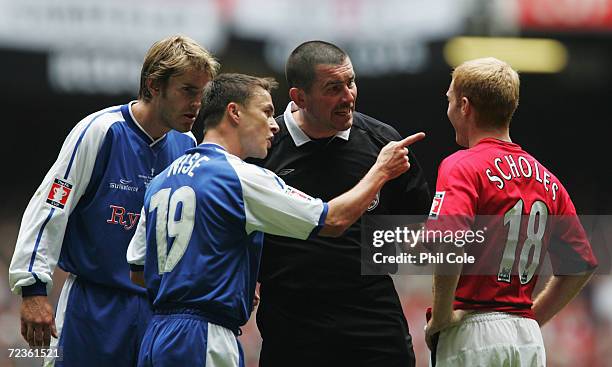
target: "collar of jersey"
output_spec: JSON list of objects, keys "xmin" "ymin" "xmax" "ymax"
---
[
  {"xmin": 199, "ymin": 141, "xmax": 228, "ymax": 153},
  {"xmin": 283, "ymin": 101, "xmax": 350, "ymax": 147},
  {"xmin": 122, "ymin": 101, "xmax": 167, "ymax": 147},
  {"xmin": 476, "ymin": 137, "xmax": 520, "ymax": 149}
]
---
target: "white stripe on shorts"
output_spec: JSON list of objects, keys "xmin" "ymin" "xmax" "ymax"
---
[
  {"xmin": 206, "ymin": 322, "xmax": 240, "ymax": 367},
  {"xmin": 44, "ymin": 273, "xmax": 77, "ymax": 367}
]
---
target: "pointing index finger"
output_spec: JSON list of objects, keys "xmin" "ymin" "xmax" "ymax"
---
[{"xmin": 399, "ymin": 132, "xmax": 426, "ymax": 147}]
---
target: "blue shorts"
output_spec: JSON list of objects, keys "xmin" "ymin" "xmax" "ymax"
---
[
  {"xmin": 49, "ymin": 274, "xmax": 152, "ymax": 367},
  {"xmin": 137, "ymin": 312, "xmax": 244, "ymax": 367}
]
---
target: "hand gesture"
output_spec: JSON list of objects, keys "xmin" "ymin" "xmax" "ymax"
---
[{"xmin": 375, "ymin": 132, "xmax": 426, "ymax": 181}]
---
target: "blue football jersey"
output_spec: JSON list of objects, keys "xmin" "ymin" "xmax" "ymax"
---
[
  {"xmin": 128, "ymin": 143, "xmax": 328, "ymax": 328},
  {"xmin": 10, "ymin": 102, "xmax": 196, "ymax": 296}
]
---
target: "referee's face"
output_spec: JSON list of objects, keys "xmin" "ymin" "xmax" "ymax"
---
[{"xmin": 302, "ymin": 59, "xmax": 357, "ymax": 135}]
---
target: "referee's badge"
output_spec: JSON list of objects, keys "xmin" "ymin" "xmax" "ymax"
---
[{"xmin": 367, "ymin": 192, "xmax": 380, "ymax": 211}]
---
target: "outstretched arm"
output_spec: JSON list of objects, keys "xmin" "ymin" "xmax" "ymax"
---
[
  {"xmin": 238, "ymin": 132, "xmax": 426, "ymax": 240},
  {"xmin": 320, "ymin": 132, "xmax": 426, "ymax": 237}
]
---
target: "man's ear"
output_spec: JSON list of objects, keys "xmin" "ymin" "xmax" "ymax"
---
[
  {"xmin": 460, "ymin": 96, "xmax": 471, "ymax": 116},
  {"xmin": 146, "ymin": 78, "xmax": 161, "ymax": 97},
  {"xmin": 227, "ymin": 102, "xmax": 240, "ymax": 125},
  {"xmin": 289, "ymin": 87, "xmax": 306, "ymax": 109}
]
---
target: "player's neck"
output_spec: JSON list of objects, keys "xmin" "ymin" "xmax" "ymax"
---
[
  {"xmin": 202, "ymin": 129, "xmax": 240, "ymax": 158},
  {"xmin": 293, "ymin": 110, "xmax": 337, "ymax": 139},
  {"xmin": 131, "ymin": 100, "xmax": 170, "ymax": 140},
  {"xmin": 468, "ymin": 128, "xmax": 511, "ymax": 148}
]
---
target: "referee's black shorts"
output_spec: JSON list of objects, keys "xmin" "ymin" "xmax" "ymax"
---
[{"xmin": 256, "ymin": 280, "xmax": 415, "ymax": 367}]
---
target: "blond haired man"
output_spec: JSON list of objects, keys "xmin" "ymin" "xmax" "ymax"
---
[
  {"xmin": 424, "ymin": 57, "xmax": 597, "ymax": 366},
  {"xmin": 9, "ymin": 35, "xmax": 218, "ymax": 367}
]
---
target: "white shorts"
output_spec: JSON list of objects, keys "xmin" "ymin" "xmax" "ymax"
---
[{"xmin": 432, "ymin": 312, "xmax": 545, "ymax": 367}]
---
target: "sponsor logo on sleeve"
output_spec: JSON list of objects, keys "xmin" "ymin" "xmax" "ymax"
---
[
  {"xmin": 285, "ymin": 186, "xmax": 313, "ymax": 202},
  {"xmin": 429, "ymin": 191, "xmax": 445, "ymax": 219},
  {"xmin": 46, "ymin": 178, "xmax": 73, "ymax": 209}
]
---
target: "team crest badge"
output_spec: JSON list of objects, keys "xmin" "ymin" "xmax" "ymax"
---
[
  {"xmin": 46, "ymin": 178, "xmax": 73, "ymax": 210},
  {"xmin": 429, "ymin": 191, "xmax": 445, "ymax": 219}
]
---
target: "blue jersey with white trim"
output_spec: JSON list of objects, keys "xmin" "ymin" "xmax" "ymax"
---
[
  {"xmin": 128, "ymin": 143, "xmax": 327, "ymax": 328},
  {"xmin": 9, "ymin": 102, "xmax": 196, "ymax": 296}
]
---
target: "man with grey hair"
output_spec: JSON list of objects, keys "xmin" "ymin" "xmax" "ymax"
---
[{"xmin": 9, "ymin": 35, "xmax": 218, "ymax": 367}]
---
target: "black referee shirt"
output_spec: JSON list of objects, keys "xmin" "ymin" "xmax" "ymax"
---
[{"xmin": 254, "ymin": 104, "xmax": 431, "ymax": 294}]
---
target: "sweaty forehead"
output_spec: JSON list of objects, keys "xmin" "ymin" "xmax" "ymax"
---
[{"xmin": 314, "ymin": 60, "xmax": 355, "ymax": 84}]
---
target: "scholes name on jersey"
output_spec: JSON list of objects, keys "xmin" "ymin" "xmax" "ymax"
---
[{"xmin": 485, "ymin": 154, "xmax": 559, "ymax": 201}]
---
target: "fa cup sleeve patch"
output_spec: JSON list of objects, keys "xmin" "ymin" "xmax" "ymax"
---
[
  {"xmin": 46, "ymin": 178, "xmax": 73, "ymax": 210},
  {"xmin": 429, "ymin": 191, "xmax": 445, "ymax": 219}
]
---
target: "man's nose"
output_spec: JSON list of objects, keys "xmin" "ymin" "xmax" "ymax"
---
[
  {"xmin": 341, "ymin": 85, "xmax": 355, "ymax": 104},
  {"xmin": 269, "ymin": 118, "xmax": 280, "ymax": 134}
]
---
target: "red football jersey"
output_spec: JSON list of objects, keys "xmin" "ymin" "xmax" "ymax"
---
[{"xmin": 426, "ymin": 138, "xmax": 597, "ymax": 318}]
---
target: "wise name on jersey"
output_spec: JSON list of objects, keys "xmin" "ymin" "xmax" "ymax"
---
[{"xmin": 167, "ymin": 152, "xmax": 210, "ymax": 178}]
